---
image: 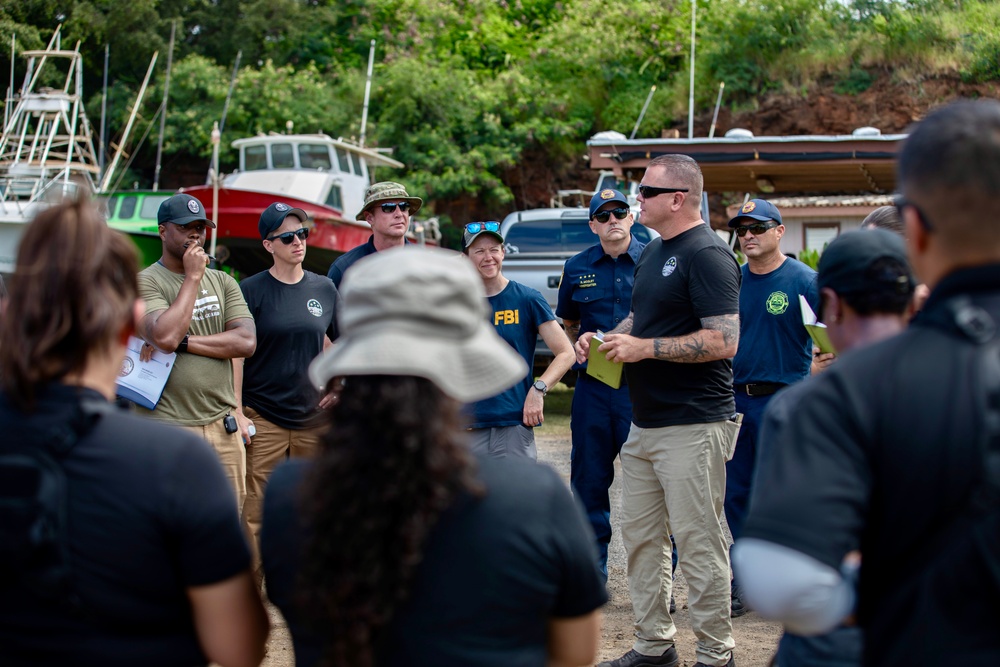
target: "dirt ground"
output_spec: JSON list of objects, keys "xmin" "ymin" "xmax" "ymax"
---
[{"xmin": 259, "ymin": 429, "xmax": 781, "ymax": 667}]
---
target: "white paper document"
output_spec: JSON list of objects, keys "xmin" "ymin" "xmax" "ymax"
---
[
  {"xmin": 115, "ymin": 336, "xmax": 177, "ymax": 410},
  {"xmin": 798, "ymin": 295, "xmax": 836, "ymax": 355}
]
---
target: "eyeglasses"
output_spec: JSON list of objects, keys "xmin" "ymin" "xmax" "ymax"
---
[
  {"xmin": 638, "ymin": 185, "xmax": 689, "ymax": 199},
  {"xmin": 894, "ymin": 196, "xmax": 934, "ymax": 232},
  {"xmin": 379, "ymin": 201, "xmax": 411, "ymax": 213},
  {"xmin": 593, "ymin": 207, "xmax": 630, "ymax": 223},
  {"xmin": 465, "ymin": 221, "xmax": 501, "ymax": 234},
  {"xmin": 267, "ymin": 228, "xmax": 310, "ymax": 244},
  {"xmin": 735, "ymin": 222, "xmax": 778, "ymax": 237}
]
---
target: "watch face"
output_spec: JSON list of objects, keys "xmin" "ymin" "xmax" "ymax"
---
[{"xmin": 534, "ymin": 380, "xmax": 547, "ymax": 393}]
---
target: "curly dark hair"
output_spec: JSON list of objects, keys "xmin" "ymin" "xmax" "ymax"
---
[{"xmin": 297, "ymin": 375, "xmax": 482, "ymax": 667}]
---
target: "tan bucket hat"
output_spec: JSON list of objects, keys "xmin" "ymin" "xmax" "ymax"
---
[
  {"xmin": 355, "ymin": 181, "xmax": 423, "ymax": 221},
  {"xmin": 308, "ymin": 246, "xmax": 526, "ymax": 402}
]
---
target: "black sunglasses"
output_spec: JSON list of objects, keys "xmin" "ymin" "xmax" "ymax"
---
[
  {"xmin": 638, "ymin": 184, "xmax": 689, "ymax": 199},
  {"xmin": 593, "ymin": 207, "xmax": 630, "ymax": 223},
  {"xmin": 894, "ymin": 196, "xmax": 934, "ymax": 232},
  {"xmin": 267, "ymin": 227, "xmax": 310, "ymax": 244},
  {"xmin": 380, "ymin": 201, "xmax": 411, "ymax": 213},
  {"xmin": 735, "ymin": 222, "xmax": 778, "ymax": 237},
  {"xmin": 465, "ymin": 221, "xmax": 500, "ymax": 234}
]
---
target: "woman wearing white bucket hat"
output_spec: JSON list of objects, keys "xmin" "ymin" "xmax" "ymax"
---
[{"xmin": 261, "ymin": 246, "xmax": 606, "ymax": 667}]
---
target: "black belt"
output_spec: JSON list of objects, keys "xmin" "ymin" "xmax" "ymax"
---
[{"xmin": 735, "ymin": 382, "xmax": 784, "ymax": 397}]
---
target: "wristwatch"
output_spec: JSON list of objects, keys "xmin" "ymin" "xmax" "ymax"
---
[
  {"xmin": 532, "ymin": 379, "xmax": 548, "ymax": 396},
  {"xmin": 176, "ymin": 334, "xmax": 190, "ymax": 354}
]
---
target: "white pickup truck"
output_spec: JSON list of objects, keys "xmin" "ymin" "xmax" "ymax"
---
[{"xmin": 499, "ymin": 207, "xmax": 658, "ymax": 376}]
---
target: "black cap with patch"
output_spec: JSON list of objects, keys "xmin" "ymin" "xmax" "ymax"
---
[
  {"xmin": 157, "ymin": 193, "xmax": 215, "ymax": 228},
  {"xmin": 258, "ymin": 202, "xmax": 309, "ymax": 239}
]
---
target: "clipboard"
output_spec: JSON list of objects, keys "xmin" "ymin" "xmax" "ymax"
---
[{"xmin": 115, "ymin": 336, "xmax": 177, "ymax": 409}]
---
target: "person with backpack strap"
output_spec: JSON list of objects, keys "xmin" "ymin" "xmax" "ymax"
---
[{"xmin": 0, "ymin": 198, "xmax": 268, "ymax": 667}]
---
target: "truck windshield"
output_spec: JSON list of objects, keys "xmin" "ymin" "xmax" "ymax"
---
[{"xmin": 504, "ymin": 217, "xmax": 653, "ymax": 253}]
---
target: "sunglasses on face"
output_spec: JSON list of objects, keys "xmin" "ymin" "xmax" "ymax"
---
[
  {"xmin": 465, "ymin": 221, "xmax": 501, "ymax": 234},
  {"xmin": 267, "ymin": 227, "xmax": 310, "ymax": 244},
  {"xmin": 380, "ymin": 201, "xmax": 411, "ymax": 213},
  {"xmin": 638, "ymin": 184, "xmax": 689, "ymax": 199},
  {"xmin": 593, "ymin": 207, "xmax": 630, "ymax": 223},
  {"xmin": 735, "ymin": 222, "xmax": 778, "ymax": 237}
]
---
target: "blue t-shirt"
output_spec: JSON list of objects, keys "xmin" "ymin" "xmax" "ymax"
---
[
  {"xmin": 732, "ymin": 258, "xmax": 819, "ymax": 386},
  {"xmin": 556, "ymin": 236, "xmax": 645, "ymax": 371},
  {"xmin": 467, "ymin": 281, "xmax": 555, "ymax": 428}
]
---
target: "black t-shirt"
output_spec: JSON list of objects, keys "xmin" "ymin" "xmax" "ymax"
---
[
  {"xmin": 744, "ymin": 264, "xmax": 1000, "ymax": 666},
  {"xmin": 626, "ymin": 224, "xmax": 741, "ymax": 427},
  {"xmin": 240, "ymin": 270, "xmax": 339, "ymax": 429},
  {"xmin": 262, "ymin": 455, "xmax": 608, "ymax": 667},
  {"xmin": 0, "ymin": 384, "xmax": 250, "ymax": 667}
]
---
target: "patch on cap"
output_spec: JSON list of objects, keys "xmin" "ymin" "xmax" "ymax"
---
[
  {"xmin": 275, "ymin": 203, "xmax": 289, "ymax": 212},
  {"xmin": 600, "ymin": 189, "xmax": 616, "ymax": 200},
  {"xmin": 741, "ymin": 201, "xmax": 757, "ymax": 214},
  {"xmin": 187, "ymin": 199, "xmax": 201, "ymax": 214}
]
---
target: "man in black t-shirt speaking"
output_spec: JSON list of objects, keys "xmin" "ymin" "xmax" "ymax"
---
[
  {"xmin": 735, "ymin": 100, "xmax": 1000, "ymax": 666},
  {"xmin": 579, "ymin": 154, "xmax": 741, "ymax": 667}
]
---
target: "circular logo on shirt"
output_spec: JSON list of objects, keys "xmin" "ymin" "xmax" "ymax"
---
[
  {"xmin": 275, "ymin": 203, "xmax": 290, "ymax": 211},
  {"xmin": 119, "ymin": 356, "xmax": 134, "ymax": 377},
  {"xmin": 766, "ymin": 290, "xmax": 790, "ymax": 315},
  {"xmin": 187, "ymin": 199, "xmax": 200, "ymax": 214},
  {"xmin": 662, "ymin": 257, "xmax": 677, "ymax": 277},
  {"xmin": 307, "ymin": 299, "xmax": 323, "ymax": 317}
]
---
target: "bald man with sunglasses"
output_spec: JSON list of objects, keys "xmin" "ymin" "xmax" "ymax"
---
[
  {"xmin": 326, "ymin": 181, "xmax": 423, "ymax": 289},
  {"xmin": 725, "ymin": 199, "xmax": 819, "ymax": 617}
]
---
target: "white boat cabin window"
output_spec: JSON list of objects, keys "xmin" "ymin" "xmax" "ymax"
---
[
  {"xmin": 141, "ymin": 195, "xmax": 171, "ymax": 219},
  {"xmin": 350, "ymin": 152, "xmax": 364, "ymax": 177},
  {"xmin": 325, "ymin": 184, "xmax": 343, "ymax": 210},
  {"xmin": 272, "ymin": 144, "xmax": 295, "ymax": 169},
  {"xmin": 299, "ymin": 144, "xmax": 332, "ymax": 170},
  {"xmin": 245, "ymin": 145, "xmax": 268, "ymax": 171},
  {"xmin": 335, "ymin": 147, "xmax": 352, "ymax": 174},
  {"xmin": 118, "ymin": 196, "xmax": 138, "ymax": 219}
]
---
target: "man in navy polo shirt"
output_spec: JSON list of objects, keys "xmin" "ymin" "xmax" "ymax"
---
[
  {"xmin": 725, "ymin": 199, "xmax": 818, "ymax": 615},
  {"xmin": 557, "ymin": 187, "xmax": 645, "ymax": 581}
]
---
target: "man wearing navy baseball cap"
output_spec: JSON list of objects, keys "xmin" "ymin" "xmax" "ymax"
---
[
  {"xmin": 556, "ymin": 187, "xmax": 647, "ymax": 583},
  {"xmin": 724, "ymin": 198, "xmax": 819, "ymax": 617},
  {"xmin": 236, "ymin": 202, "xmax": 339, "ymax": 581},
  {"xmin": 136, "ymin": 193, "xmax": 256, "ymax": 514}
]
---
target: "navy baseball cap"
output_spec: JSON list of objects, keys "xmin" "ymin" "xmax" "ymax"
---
[
  {"xmin": 158, "ymin": 193, "xmax": 215, "ymax": 228},
  {"xmin": 589, "ymin": 188, "xmax": 630, "ymax": 219},
  {"xmin": 728, "ymin": 198, "xmax": 783, "ymax": 227},
  {"xmin": 258, "ymin": 202, "xmax": 309, "ymax": 239},
  {"xmin": 818, "ymin": 229, "xmax": 915, "ymax": 295}
]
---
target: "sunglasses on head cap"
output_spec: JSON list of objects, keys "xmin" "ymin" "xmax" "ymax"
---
[
  {"xmin": 379, "ymin": 201, "xmax": 411, "ymax": 213},
  {"xmin": 465, "ymin": 221, "xmax": 500, "ymax": 234},
  {"xmin": 593, "ymin": 207, "xmax": 630, "ymax": 223},
  {"xmin": 267, "ymin": 227, "xmax": 310, "ymax": 244}
]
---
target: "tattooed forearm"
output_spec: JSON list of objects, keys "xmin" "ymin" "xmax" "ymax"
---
[
  {"xmin": 609, "ymin": 313, "xmax": 634, "ymax": 335},
  {"xmin": 650, "ymin": 314, "xmax": 739, "ymax": 363},
  {"xmin": 702, "ymin": 314, "xmax": 740, "ymax": 352}
]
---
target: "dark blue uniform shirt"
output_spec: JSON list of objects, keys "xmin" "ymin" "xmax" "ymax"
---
[{"xmin": 556, "ymin": 235, "xmax": 646, "ymax": 371}]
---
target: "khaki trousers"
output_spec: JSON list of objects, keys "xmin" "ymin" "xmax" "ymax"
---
[
  {"xmin": 242, "ymin": 407, "xmax": 323, "ymax": 576},
  {"xmin": 620, "ymin": 420, "xmax": 736, "ymax": 666},
  {"xmin": 181, "ymin": 416, "xmax": 247, "ymax": 517}
]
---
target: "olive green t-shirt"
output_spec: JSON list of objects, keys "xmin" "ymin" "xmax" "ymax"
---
[{"xmin": 136, "ymin": 262, "xmax": 253, "ymax": 426}]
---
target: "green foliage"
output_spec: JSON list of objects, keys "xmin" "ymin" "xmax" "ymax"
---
[
  {"xmin": 834, "ymin": 67, "xmax": 874, "ymax": 95},
  {"xmin": 798, "ymin": 247, "xmax": 821, "ymax": 270}
]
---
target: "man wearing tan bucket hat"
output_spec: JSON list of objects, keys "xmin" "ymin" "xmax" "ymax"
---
[{"xmin": 325, "ymin": 181, "xmax": 423, "ymax": 288}]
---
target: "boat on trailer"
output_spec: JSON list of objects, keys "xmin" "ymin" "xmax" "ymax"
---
[
  {"xmin": 0, "ymin": 29, "xmax": 100, "ymax": 273},
  {"xmin": 180, "ymin": 133, "xmax": 436, "ymax": 276}
]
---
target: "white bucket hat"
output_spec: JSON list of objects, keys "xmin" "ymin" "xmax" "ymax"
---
[{"xmin": 309, "ymin": 246, "xmax": 527, "ymax": 402}]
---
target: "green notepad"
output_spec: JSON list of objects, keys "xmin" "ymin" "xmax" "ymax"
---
[
  {"xmin": 587, "ymin": 331, "xmax": 624, "ymax": 389},
  {"xmin": 799, "ymin": 295, "xmax": 836, "ymax": 354}
]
